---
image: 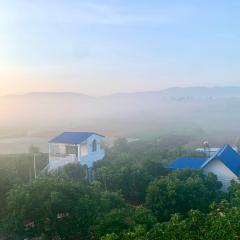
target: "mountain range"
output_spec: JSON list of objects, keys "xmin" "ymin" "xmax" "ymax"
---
[
  {"xmin": 1, "ymin": 86, "xmax": 240, "ymax": 144},
  {"xmin": 4, "ymin": 86, "xmax": 240, "ymax": 99}
]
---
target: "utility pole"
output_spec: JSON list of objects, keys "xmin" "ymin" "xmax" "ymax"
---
[
  {"xmin": 29, "ymin": 145, "xmax": 39, "ymax": 180},
  {"xmin": 33, "ymin": 153, "xmax": 37, "ymax": 179}
]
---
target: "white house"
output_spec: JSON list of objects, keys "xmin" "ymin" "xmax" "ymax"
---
[
  {"xmin": 168, "ymin": 145, "xmax": 240, "ymax": 191},
  {"xmin": 195, "ymin": 147, "xmax": 238, "ymax": 157},
  {"xmin": 48, "ymin": 132, "xmax": 105, "ymax": 171}
]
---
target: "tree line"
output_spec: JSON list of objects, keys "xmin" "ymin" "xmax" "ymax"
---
[{"xmin": 1, "ymin": 139, "xmax": 240, "ymax": 239}]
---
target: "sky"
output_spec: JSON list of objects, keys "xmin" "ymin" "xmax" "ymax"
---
[{"xmin": 0, "ymin": 0, "xmax": 240, "ymax": 96}]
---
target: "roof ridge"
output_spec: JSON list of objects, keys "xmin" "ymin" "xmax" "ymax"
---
[
  {"xmin": 49, "ymin": 132, "xmax": 104, "ymax": 144},
  {"xmin": 200, "ymin": 144, "xmax": 230, "ymax": 168},
  {"xmin": 176, "ymin": 157, "xmax": 207, "ymax": 160},
  {"xmin": 201, "ymin": 144, "xmax": 240, "ymax": 176},
  {"xmin": 62, "ymin": 131, "xmax": 95, "ymax": 133},
  {"xmin": 216, "ymin": 144, "xmax": 229, "ymax": 156}
]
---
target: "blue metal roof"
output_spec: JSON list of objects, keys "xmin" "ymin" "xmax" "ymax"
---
[
  {"xmin": 202, "ymin": 144, "xmax": 240, "ymax": 176},
  {"xmin": 168, "ymin": 144, "xmax": 240, "ymax": 176},
  {"xmin": 49, "ymin": 132, "xmax": 104, "ymax": 144},
  {"xmin": 168, "ymin": 157, "xmax": 207, "ymax": 169}
]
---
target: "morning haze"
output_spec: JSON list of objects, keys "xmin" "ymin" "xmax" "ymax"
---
[
  {"xmin": 0, "ymin": 87, "xmax": 240, "ymax": 154},
  {"xmin": 1, "ymin": 1, "xmax": 240, "ymax": 153},
  {"xmin": 2, "ymin": 1, "xmax": 240, "ymax": 240}
]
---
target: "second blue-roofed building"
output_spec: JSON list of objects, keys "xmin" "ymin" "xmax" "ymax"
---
[
  {"xmin": 48, "ymin": 132, "xmax": 105, "ymax": 171},
  {"xmin": 168, "ymin": 145, "xmax": 240, "ymax": 191}
]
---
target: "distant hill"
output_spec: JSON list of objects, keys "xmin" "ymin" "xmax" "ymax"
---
[
  {"xmin": 106, "ymin": 86, "xmax": 240, "ymax": 99},
  {"xmin": 3, "ymin": 92, "xmax": 93, "ymax": 102},
  {"xmin": 3, "ymin": 86, "xmax": 240, "ymax": 100},
  {"xmin": 158, "ymin": 86, "xmax": 240, "ymax": 98},
  {"xmin": 1, "ymin": 86, "xmax": 240, "ymax": 145}
]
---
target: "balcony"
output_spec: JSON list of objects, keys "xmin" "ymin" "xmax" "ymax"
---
[{"xmin": 49, "ymin": 154, "xmax": 78, "ymax": 171}]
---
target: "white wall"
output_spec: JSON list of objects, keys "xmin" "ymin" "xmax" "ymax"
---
[
  {"xmin": 49, "ymin": 154, "xmax": 77, "ymax": 171},
  {"xmin": 48, "ymin": 134, "xmax": 105, "ymax": 171},
  {"xmin": 203, "ymin": 158, "xmax": 238, "ymax": 191},
  {"xmin": 79, "ymin": 134, "xmax": 105, "ymax": 167}
]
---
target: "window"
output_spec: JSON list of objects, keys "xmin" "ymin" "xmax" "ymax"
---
[
  {"xmin": 81, "ymin": 143, "xmax": 88, "ymax": 156},
  {"xmin": 65, "ymin": 145, "xmax": 77, "ymax": 155},
  {"xmin": 92, "ymin": 140, "xmax": 97, "ymax": 152}
]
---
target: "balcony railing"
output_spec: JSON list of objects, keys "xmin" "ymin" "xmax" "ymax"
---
[{"xmin": 50, "ymin": 154, "xmax": 77, "ymax": 162}]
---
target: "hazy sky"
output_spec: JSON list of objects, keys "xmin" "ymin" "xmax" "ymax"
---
[{"xmin": 0, "ymin": 0, "xmax": 240, "ymax": 96}]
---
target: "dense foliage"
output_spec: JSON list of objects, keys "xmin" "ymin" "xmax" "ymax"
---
[
  {"xmin": 0, "ymin": 139, "xmax": 240, "ymax": 239},
  {"xmin": 4, "ymin": 177, "xmax": 97, "ymax": 239},
  {"xmin": 146, "ymin": 169, "xmax": 222, "ymax": 221}
]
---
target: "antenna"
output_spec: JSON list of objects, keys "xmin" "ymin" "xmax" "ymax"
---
[{"xmin": 203, "ymin": 141, "xmax": 210, "ymax": 157}]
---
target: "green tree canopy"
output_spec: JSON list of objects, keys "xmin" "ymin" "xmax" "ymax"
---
[
  {"xmin": 3, "ymin": 176, "xmax": 98, "ymax": 239},
  {"xmin": 146, "ymin": 169, "xmax": 222, "ymax": 221}
]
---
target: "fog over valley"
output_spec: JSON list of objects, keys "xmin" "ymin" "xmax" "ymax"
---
[{"xmin": 0, "ymin": 87, "xmax": 240, "ymax": 153}]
